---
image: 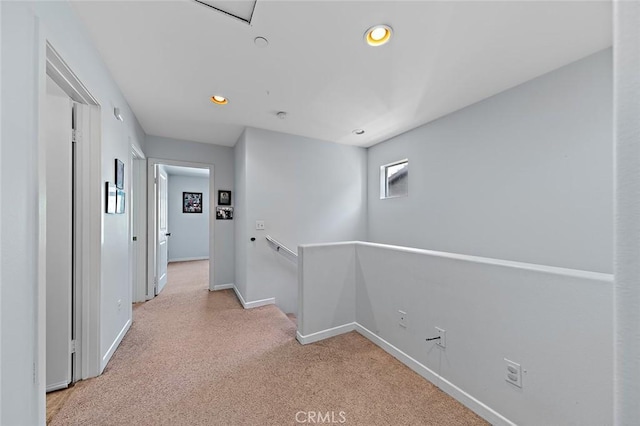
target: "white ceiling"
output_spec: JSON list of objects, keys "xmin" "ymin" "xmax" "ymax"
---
[
  {"xmin": 71, "ymin": 0, "xmax": 612, "ymax": 148},
  {"xmin": 163, "ymin": 164, "xmax": 210, "ymax": 178}
]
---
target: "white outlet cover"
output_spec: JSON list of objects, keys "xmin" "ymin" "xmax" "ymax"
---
[
  {"xmin": 505, "ymin": 358, "xmax": 522, "ymax": 388},
  {"xmin": 398, "ymin": 310, "xmax": 407, "ymax": 328},
  {"xmin": 435, "ymin": 327, "xmax": 446, "ymax": 348}
]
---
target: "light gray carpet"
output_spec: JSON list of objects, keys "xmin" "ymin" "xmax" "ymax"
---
[{"xmin": 50, "ymin": 260, "xmax": 488, "ymax": 425}]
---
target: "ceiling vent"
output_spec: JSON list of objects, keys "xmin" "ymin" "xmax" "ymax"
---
[{"xmin": 193, "ymin": 0, "xmax": 257, "ymax": 24}]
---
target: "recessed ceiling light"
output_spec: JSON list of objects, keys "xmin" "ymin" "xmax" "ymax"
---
[
  {"xmin": 277, "ymin": 111, "xmax": 287, "ymax": 119},
  {"xmin": 254, "ymin": 36, "xmax": 269, "ymax": 48},
  {"xmin": 353, "ymin": 129, "xmax": 365, "ymax": 135},
  {"xmin": 364, "ymin": 24, "xmax": 392, "ymax": 46},
  {"xmin": 210, "ymin": 95, "xmax": 228, "ymax": 105}
]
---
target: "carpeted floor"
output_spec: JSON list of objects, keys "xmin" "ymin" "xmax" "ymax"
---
[{"xmin": 50, "ymin": 260, "xmax": 488, "ymax": 426}]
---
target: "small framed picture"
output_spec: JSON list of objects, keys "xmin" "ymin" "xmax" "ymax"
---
[
  {"xmin": 116, "ymin": 190, "xmax": 126, "ymax": 214},
  {"xmin": 216, "ymin": 206, "xmax": 233, "ymax": 220},
  {"xmin": 115, "ymin": 159, "xmax": 124, "ymax": 189},
  {"xmin": 218, "ymin": 190, "xmax": 232, "ymax": 206},
  {"xmin": 105, "ymin": 182, "xmax": 117, "ymax": 214},
  {"xmin": 183, "ymin": 192, "xmax": 203, "ymax": 213}
]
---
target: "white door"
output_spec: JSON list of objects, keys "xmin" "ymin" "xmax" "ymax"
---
[
  {"xmin": 156, "ymin": 166, "xmax": 169, "ymax": 294},
  {"xmin": 45, "ymin": 76, "xmax": 73, "ymax": 391}
]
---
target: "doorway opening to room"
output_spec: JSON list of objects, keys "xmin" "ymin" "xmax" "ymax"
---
[{"xmin": 146, "ymin": 159, "xmax": 215, "ymax": 299}]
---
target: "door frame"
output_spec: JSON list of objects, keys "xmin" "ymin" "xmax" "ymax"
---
[
  {"xmin": 131, "ymin": 145, "xmax": 147, "ymax": 303},
  {"xmin": 38, "ymin": 41, "xmax": 103, "ymax": 409},
  {"xmin": 147, "ymin": 158, "xmax": 215, "ymax": 298}
]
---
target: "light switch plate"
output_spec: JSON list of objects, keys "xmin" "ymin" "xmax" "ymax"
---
[{"xmin": 255, "ymin": 221, "xmax": 265, "ymax": 230}]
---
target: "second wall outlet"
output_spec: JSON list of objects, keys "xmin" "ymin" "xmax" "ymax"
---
[
  {"xmin": 255, "ymin": 220, "xmax": 265, "ymax": 230},
  {"xmin": 398, "ymin": 310, "xmax": 408, "ymax": 328},
  {"xmin": 435, "ymin": 327, "xmax": 446, "ymax": 348}
]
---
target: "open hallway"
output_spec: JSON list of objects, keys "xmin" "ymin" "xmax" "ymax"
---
[{"xmin": 49, "ymin": 260, "xmax": 486, "ymax": 425}]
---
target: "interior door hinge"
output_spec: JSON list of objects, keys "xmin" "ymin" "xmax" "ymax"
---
[
  {"xmin": 70, "ymin": 340, "xmax": 77, "ymax": 354},
  {"xmin": 72, "ymin": 129, "xmax": 78, "ymax": 144}
]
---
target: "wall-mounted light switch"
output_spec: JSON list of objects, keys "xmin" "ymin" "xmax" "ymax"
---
[{"xmin": 255, "ymin": 221, "xmax": 265, "ymax": 230}]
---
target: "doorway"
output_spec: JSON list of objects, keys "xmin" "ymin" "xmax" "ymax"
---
[
  {"xmin": 146, "ymin": 159, "xmax": 215, "ymax": 299},
  {"xmin": 39, "ymin": 42, "xmax": 103, "ymax": 404}
]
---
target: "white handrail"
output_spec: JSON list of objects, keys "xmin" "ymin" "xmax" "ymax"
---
[{"xmin": 266, "ymin": 235, "xmax": 298, "ymax": 260}]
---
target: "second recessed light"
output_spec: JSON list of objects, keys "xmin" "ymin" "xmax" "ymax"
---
[
  {"xmin": 210, "ymin": 95, "xmax": 228, "ymax": 105},
  {"xmin": 365, "ymin": 24, "xmax": 392, "ymax": 46}
]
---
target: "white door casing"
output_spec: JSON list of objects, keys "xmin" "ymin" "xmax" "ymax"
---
[{"xmin": 44, "ymin": 76, "xmax": 73, "ymax": 392}]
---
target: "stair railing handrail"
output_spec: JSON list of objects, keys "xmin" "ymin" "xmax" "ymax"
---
[{"xmin": 265, "ymin": 235, "xmax": 298, "ymax": 260}]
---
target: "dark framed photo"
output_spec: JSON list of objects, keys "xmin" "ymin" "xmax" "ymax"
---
[
  {"xmin": 115, "ymin": 159, "xmax": 124, "ymax": 189},
  {"xmin": 116, "ymin": 190, "xmax": 126, "ymax": 214},
  {"xmin": 218, "ymin": 190, "xmax": 232, "ymax": 206},
  {"xmin": 216, "ymin": 206, "xmax": 233, "ymax": 220},
  {"xmin": 183, "ymin": 192, "xmax": 203, "ymax": 213},
  {"xmin": 105, "ymin": 182, "xmax": 117, "ymax": 214}
]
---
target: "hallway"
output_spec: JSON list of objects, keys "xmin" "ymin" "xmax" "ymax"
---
[{"xmin": 50, "ymin": 260, "xmax": 486, "ymax": 425}]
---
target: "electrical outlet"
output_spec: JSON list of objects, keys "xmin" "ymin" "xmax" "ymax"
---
[
  {"xmin": 398, "ymin": 310, "xmax": 408, "ymax": 328},
  {"xmin": 255, "ymin": 220, "xmax": 265, "ymax": 230},
  {"xmin": 505, "ymin": 358, "xmax": 522, "ymax": 388},
  {"xmin": 435, "ymin": 327, "xmax": 446, "ymax": 348},
  {"xmin": 118, "ymin": 299, "xmax": 122, "ymax": 311}
]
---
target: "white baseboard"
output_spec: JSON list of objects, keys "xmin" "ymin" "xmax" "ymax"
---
[
  {"xmin": 169, "ymin": 256, "xmax": 209, "ymax": 263},
  {"xmin": 353, "ymin": 324, "xmax": 515, "ymax": 426},
  {"xmin": 100, "ymin": 318, "xmax": 131, "ymax": 373},
  {"xmin": 296, "ymin": 321, "xmax": 514, "ymax": 426},
  {"xmin": 296, "ymin": 323, "xmax": 356, "ymax": 345},
  {"xmin": 232, "ymin": 285, "xmax": 275, "ymax": 309},
  {"xmin": 46, "ymin": 381, "xmax": 69, "ymax": 393},
  {"xmin": 212, "ymin": 283, "xmax": 234, "ymax": 291}
]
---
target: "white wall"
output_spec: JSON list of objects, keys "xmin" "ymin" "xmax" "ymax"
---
[
  {"xmin": 368, "ymin": 49, "xmax": 613, "ymax": 274},
  {"xmin": 613, "ymin": 2, "xmax": 640, "ymax": 424},
  {"xmin": 167, "ymin": 174, "xmax": 209, "ymax": 262},
  {"xmin": 145, "ymin": 135, "xmax": 234, "ymax": 285},
  {"xmin": 235, "ymin": 127, "xmax": 367, "ymax": 314},
  {"xmin": 298, "ymin": 242, "xmax": 614, "ymax": 425},
  {"xmin": 1, "ymin": 1, "xmax": 145, "ymax": 423}
]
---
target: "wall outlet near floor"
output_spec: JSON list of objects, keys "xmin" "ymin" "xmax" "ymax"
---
[
  {"xmin": 435, "ymin": 327, "xmax": 446, "ymax": 348},
  {"xmin": 398, "ymin": 310, "xmax": 408, "ymax": 328},
  {"xmin": 255, "ymin": 220, "xmax": 265, "ymax": 230},
  {"xmin": 505, "ymin": 358, "xmax": 522, "ymax": 388}
]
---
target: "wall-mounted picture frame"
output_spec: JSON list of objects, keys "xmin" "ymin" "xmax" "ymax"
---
[
  {"xmin": 218, "ymin": 190, "xmax": 232, "ymax": 206},
  {"xmin": 183, "ymin": 192, "xmax": 203, "ymax": 213},
  {"xmin": 216, "ymin": 206, "xmax": 233, "ymax": 220},
  {"xmin": 115, "ymin": 159, "xmax": 124, "ymax": 189},
  {"xmin": 116, "ymin": 190, "xmax": 126, "ymax": 214},
  {"xmin": 105, "ymin": 182, "xmax": 117, "ymax": 214}
]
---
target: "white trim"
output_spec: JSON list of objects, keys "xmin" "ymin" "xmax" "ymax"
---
[
  {"xmin": 232, "ymin": 285, "xmax": 275, "ymax": 309},
  {"xmin": 38, "ymin": 42, "xmax": 103, "ymax": 411},
  {"xmin": 212, "ymin": 283, "xmax": 234, "ymax": 291},
  {"xmin": 354, "ymin": 324, "xmax": 515, "ymax": 426},
  {"xmin": 100, "ymin": 319, "xmax": 131, "ymax": 373},
  {"xmin": 296, "ymin": 323, "xmax": 356, "ymax": 345},
  {"xmin": 45, "ymin": 381, "xmax": 69, "ymax": 393},
  {"xmin": 169, "ymin": 256, "xmax": 209, "ymax": 263},
  {"xmin": 131, "ymin": 145, "xmax": 147, "ymax": 304},
  {"xmin": 300, "ymin": 241, "xmax": 613, "ymax": 282}
]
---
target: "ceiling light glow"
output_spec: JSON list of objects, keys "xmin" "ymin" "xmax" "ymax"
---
[
  {"xmin": 210, "ymin": 95, "xmax": 228, "ymax": 105},
  {"xmin": 365, "ymin": 25, "xmax": 392, "ymax": 46}
]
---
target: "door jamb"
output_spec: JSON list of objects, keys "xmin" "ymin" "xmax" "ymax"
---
[
  {"xmin": 131, "ymin": 145, "xmax": 147, "ymax": 303},
  {"xmin": 38, "ymin": 42, "xmax": 103, "ymax": 404}
]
